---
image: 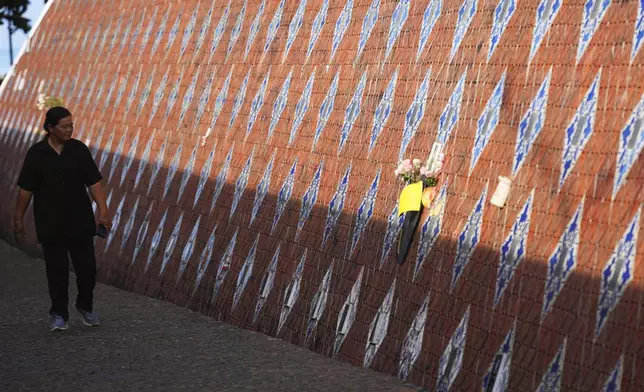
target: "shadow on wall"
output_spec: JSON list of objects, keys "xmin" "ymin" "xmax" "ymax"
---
[{"xmin": 0, "ymin": 133, "xmax": 641, "ymax": 392}]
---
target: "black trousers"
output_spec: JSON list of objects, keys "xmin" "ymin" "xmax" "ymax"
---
[{"xmin": 41, "ymin": 238, "xmax": 97, "ymax": 320}]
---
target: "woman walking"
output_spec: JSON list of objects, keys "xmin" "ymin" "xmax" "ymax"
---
[{"xmin": 13, "ymin": 107, "xmax": 112, "ymax": 331}]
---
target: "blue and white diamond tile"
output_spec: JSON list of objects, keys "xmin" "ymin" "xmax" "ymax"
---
[
  {"xmin": 559, "ymin": 69, "xmax": 601, "ymax": 189},
  {"xmin": 452, "ymin": 184, "xmax": 488, "ymax": 290},
  {"xmin": 613, "ymin": 94, "xmax": 644, "ymax": 198},
  {"xmin": 166, "ymin": 9, "xmax": 183, "ymax": 52},
  {"xmin": 145, "ymin": 207, "xmax": 168, "ymax": 273},
  {"xmin": 132, "ymin": 202, "xmax": 154, "ymax": 265},
  {"xmin": 632, "ymin": 1, "xmax": 644, "ymax": 62},
  {"xmin": 118, "ymin": 16, "xmax": 134, "ymax": 55},
  {"xmin": 250, "ymin": 150, "xmax": 276, "ymax": 226},
  {"xmin": 379, "ymin": 204, "xmax": 405, "ymax": 268},
  {"xmin": 108, "ymin": 130, "xmax": 128, "ymax": 182},
  {"xmin": 225, "ymin": 0, "xmax": 247, "ymax": 61},
  {"xmin": 488, "ymin": 0, "xmax": 516, "ymax": 61},
  {"xmin": 151, "ymin": 8, "xmax": 170, "ymax": 56},
  {"xmin": 267, "ymin": 68, "xmax": 294, "ymax": 144},
  {"xmin": 363, "ymin": 279, "xmax": 395, "ymax": 368},
  {"xmin": 177, "ymin": 145, "xmax": 198, "ymax": 203},
  {"xmin": 494, "ymin": 191, "xmax": 534, "ymax": 308},
  {"xmin": 192, "ymin": 225, "xmax": 218, "ymax": 296},
  {"xmin": 232, "ymin": 233, "xmax": 259, "ymax": 311},
  {"xmin": 330, "ymin": 0, "xmax": 353, "ymax": 64},
  {"xmin": 350, "ymin": 169, "xmax": 381, "ymax": 257},
  {"xmin": 194, "ymin": 143, "xmax": 217, "ymax": 208},
  {"xmin": 98, "ymin": 133, "xmax": 114, "ymax": 172},
  {"xmin": 322, "ymin": 164, "xmax": 351, "ymax": 248},
  {"xmin": 369, "ymin": 67, "xmax": 398, "ymax": 155},
  {"xmin": 313, "ymin": 69, "xmax": 340, "ymax": 151},
  {"xmin": 211, "ymin": 68, "xmax": 233, "ymax": 132},
  {"xmin": 530, "ymin": 0, "xmax": 563, "ymax": 63},
  {"xmin": 109, "ymin": 14, "xmax": 124, "ymax": 52},
  {"xmin": 338, "ymin": 70, "xmax": 367, "ymax": 153},
  {"xmin": 437, "ymin": 69, "xmax": 467, "ymax": 145},
  {"xmin": 277, "ymin": 249, "xmax": 308, "ymax": 335},
  {"xmin": 470, "ymin": 70, "xmax": 506, "ymax": 174},
  {"xmin": 195, "ymin": 72, "xmax": 214, "ymax": 126},
  {"xmin": 398, "ymin": 295, "xmax": 430, "ymax": 380},
  {"xmin": 243, "ymin": 0, "xmax": 265, "ymax": 60},
  {"xmin": 306, "ymin": 262, "xmax": 334, "ymax": 343},
  {"xmin": 436, "ymin": 306, "xmax": 470, "ymax": 391},
  {"xmin": 417, "ymin": 0, "xmax": 442, "ymax": 60},
  {"xmin": 124, "ymin": 68, "xmax": 143, "ymax": 117},
  {"xmin": 229, "ymin": 147, "xmax": 255, "ymax": 222},
  {"xmin": 253, "ymin": 243, "xmax": 280, "ymax": 323},
  {"xmin": 165, "ymin": 71, "xmax": 184, "ymax": 120},
  {"xmin": 289, "ymin": 69, "xmax": 316, "ymax": 146},
  {"xmin": 147, "ymin": 133, "xmax": 169, "ymax": 196},
  {"xmin": 282, "ymin": 0, "xmax": 307, "ymax": 63},
  {"xmin": 305, "ymin": 0, "xmax": 329, "ymax": 64},
  {"xmin": 211, "ymin": 1, "xmax": 231, "ymax": 57},
  {"xmin": 295, "ymin": 160, "xmax": 324, "ymax": 241},
  {"xmin": 119, "ymin": 195, "xmax": 140, "ymax": 256},
  {"xmin": 577, "ymin": 0, "xmax": 612, "ymax": 63},
  {"xmin": 482, "ymin": 323, "xmax": 516, "ymax": 392},
  {"xmin": 414, "ymin": 181, "xmax": 448, "ymax": 280},
  {"xmin": 541, "ymin": 199, "xmax": 584, "ymax": 321},
  {"xmin": 148, "ymin": 70, "xmax": 170, "ymax": 125},
  {"xmin": 179, "ymin": 67, "xmax": 200, "ymax": 124},
  {"xmin": 263, "ymin": 0, "xmax": 286, "ymax": 57},
  {"xmin": 231, "ymin": 69, "xmax": 252, "ymax": 132},
  {"xmin": 333, "ymin": 267, "xmax": 364, "ymax": 357},
  {"xmin": 180, "ymin": 7, "xmax": 198, "ymax": 58},
  {"xmin": 211, "ymin": 229, "xmax": 239, "ymax": 305},
  {"xmin": 133, "ymin": 130, "xmax": 154, "ymax": 191},
  {"xmin": 450, "ymin": 0, "xmax": 477, "ymax": 61},
  {"xmin": 383, "ymin": 0, "xmax": 410, "ymax": 65},
  {"xmin": 177, "ymin": 215, "xmax": 201, "ymax": 283},
  {"xmin": 139, "ymin": 8, "xmax": 157, "ymax": 57},
  {"xmin": 137, "ymin": 68, "xmax": 156, "ymax": 116},
  {"xmin": 93, "ymin": 75, "xmax": 106, "ymax": 108},
  {"xmin": 195, "ymin": 4, "xmax": 213, "ymax": 55},
  {"xmin": 602, "ymin": 355, "xmax": 624, "ymax": 392},
  {"xmin": 245, "ymin": 69, "xmax": 269, "ymax": 139},
  {"xmin": 104, "ymin": 195, "xmax": 126, "ymax": 253},
  {"xmin": 162, "ymin": 143, "xmax": 183, "ymax": 201},
  {"xmin": 513, "ymin": 68, "xmax": 552, "ymax": 176},
  {"xmin": 356, "ymin": 0, "xmax": 380, "ymax": 62},
  {"xmin": 210, "ymin": 143, "xmax": 235, "ymax": 212},
  {"xmin": 271, "ymin": 158, "xmax": 298, "ymax": 234},
  {"xmin": 400, "ymin": 66, "xmax": 432, "ymax": 160},
  {"xmin": 128, "ymin": 9, "xmax": 145, "ymax": 53},
  {"xmin": 159, "ymin": 213, "xmax": 184, "ymax": 276},
  {"xmin": 536, "ymin": 338, "xmax": 567, "ymax": 392},
  {"xmin": 114, "ymin": 70, "xmax": 130, "ymax": 113},
  {"xmin": 595, "ymin": 207, "xmax": 640, "ymax": 338}
]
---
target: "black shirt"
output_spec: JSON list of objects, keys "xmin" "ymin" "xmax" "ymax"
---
[{"xmin": 17, "ymin": 137, "xmax": 103, "ymax": 243}]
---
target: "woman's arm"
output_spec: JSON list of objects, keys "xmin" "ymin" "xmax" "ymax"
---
[
  {"xmin": 13, "ymin": 188, "xmax": 33, "ymax": 243},
  {"xmin": 88, "ymin": 181, "xmax": 112, "ymax": 229}
]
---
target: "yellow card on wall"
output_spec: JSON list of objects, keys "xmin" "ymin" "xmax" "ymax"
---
[{"xmin": 398, "ymin": 181, "xmax": 423, "ymax": 215}]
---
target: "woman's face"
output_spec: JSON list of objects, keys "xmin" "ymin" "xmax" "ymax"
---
[{"xmin": 50, "ymin": 115, "xmax": 74, "ymax": 142}]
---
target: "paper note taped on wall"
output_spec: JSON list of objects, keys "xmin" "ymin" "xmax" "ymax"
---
[{"xmin": 398, "ymin": 181, "xmax": 423, "ymax": 215}]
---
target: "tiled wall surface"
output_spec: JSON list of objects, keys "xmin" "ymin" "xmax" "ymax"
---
[{"xmin": 1, "ymin": 0, "xmax": 643, "ymax": 390}]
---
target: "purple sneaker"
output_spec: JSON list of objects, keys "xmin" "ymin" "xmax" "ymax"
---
[
  {"xmin": 50, "ymin": 314, "xmax": 69, "ymax": 332},
  {"xmin": 75, "ymin": 304, "xmax": 100, "ymax": 327}
]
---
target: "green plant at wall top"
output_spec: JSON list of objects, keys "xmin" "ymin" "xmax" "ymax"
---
[{"xmin": 36, "ymin": 93, "xmax": 64, "ymax": 111}]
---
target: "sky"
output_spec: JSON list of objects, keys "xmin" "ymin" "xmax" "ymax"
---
[{"xmin": 0, "ymin": 1, "xmax": 46, "ymax": 75}]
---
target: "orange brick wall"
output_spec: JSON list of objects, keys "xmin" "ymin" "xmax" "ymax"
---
[{"xmin": 1, "ymin": 0, "xmax": 642, "ymax": 390}]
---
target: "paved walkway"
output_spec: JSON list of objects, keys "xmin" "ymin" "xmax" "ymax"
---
[{"xmin": 0, "ymin": 239, "xmax": 421, "ymax": 391}]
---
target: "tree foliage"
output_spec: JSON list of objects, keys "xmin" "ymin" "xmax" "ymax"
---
[{"xmin": 0, "ymin": 0, "xmax": 32, "ymax": 35}]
